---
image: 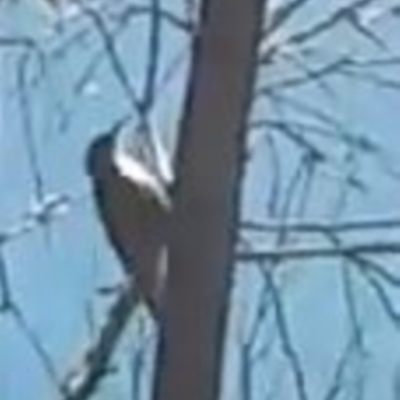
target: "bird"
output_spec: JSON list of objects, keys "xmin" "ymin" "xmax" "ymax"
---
[{"xmin": 86, "ymin": 119, "xmax": 173, "ymax": 317}]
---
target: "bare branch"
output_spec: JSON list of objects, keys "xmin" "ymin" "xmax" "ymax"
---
[
  {"xmin": 0, "ymin": 191, "xmax": 87, "ymax": 246},
  {"xmin": 77, "ymin": 3, "xmax": 142, "ymax": 115},
  {"xmin": 16, "ymin": 51, "xmax": 45, "ymax": 202},
  {"xmin": 237, "ymin": 241, "xmax": 400, "ymax": 262},
  {"xmin": 117, "ymin": 4, "xmax": 194, "ymax": 34},
  {"xmin": 0, "ymin": 249, "xmax": 12, "ymax": 311},
  {"xmin": 10, "ymin": 305, "xmax": 64, "ymax": 396},
  {"xmin": 266, "ymin": 269, "xmax": 308, "ymax": 400},
  {"xmin": 141, "ymin": 0, "xmax": 162, "ymax": 112},
  {"xmin": 62, "ymin": 282, "xmax": 139, "ymax": 400},
  {"xmin": 264, "ymin": 0, "xmax": 311, "ymax": 38},
  {"xmin": 259, "ymin": 57, "xmax": 349, "ymax": 94},
  {"xmin": 278, "ymin": 0, "xmax": 375, "ymax": 47},
  {"xmin": 0, "ymin": 250, "xmax": 63, "ymax": 395},
  {"xmin": 361, "ymin": 270, "xmax": 400, "ymax": 328},
  {"xmin": 322, "ymin": 336, "xmax": 358, "ymax": 400},
  {"xmin": 241, "ymin": 216, "xmax": 400, "ymax": 234}
]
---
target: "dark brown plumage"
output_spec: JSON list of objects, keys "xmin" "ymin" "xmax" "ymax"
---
[{"xmin": 86, "ymin": 133, "xmax": 170, "ymax": 315}]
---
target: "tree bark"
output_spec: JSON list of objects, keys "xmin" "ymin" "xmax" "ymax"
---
[{"xmin": 153, "ymin": 1, "xmax": 266, "ymax": 400}]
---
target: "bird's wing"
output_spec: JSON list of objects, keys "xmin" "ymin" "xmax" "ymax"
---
[
  {"xmin": 90, "ymin": 171, "xmax": 169, "ymax": 313},
  {"xmin": 91, "ymin": 178, "xmax": 137, "ymax": 275}
]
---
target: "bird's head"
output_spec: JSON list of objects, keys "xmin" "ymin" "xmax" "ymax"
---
[
  {"xmin": 85, "ymin": 118, "xmax": 173, "ymax": 209},
  {"xmin": 86, "ymin": 134, "xmax": 116, "ymax": 180}
]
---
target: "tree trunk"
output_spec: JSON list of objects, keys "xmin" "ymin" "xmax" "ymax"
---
[{"xmin": 153, "ymin": 1, "xmax": 266, "ymax": 400}]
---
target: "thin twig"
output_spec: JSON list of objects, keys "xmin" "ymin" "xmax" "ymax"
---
[
  {"xmin": 266, "ymin": 269, "xmax": 309, "ymax": 400},
  {"xmin": 237, "ymin": 241, "xmax": 400, "ymax": 262},
  {"xmin": 241, "ymin": 216, "xmax": 400, "ymax": 234}
]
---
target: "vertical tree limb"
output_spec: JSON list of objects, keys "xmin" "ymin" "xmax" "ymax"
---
[{"xmin": 153, "ymin": 1, "xmax": 266, "ymax": 400}]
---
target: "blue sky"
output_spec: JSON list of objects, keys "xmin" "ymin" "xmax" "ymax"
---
[{"xmin": 1, "ymin": 1, "xmax": 400, "ymax": 399}]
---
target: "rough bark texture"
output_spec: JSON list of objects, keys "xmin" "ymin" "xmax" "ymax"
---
[{"xmin": 153, "ymin": 1, "xmax": 266, "ymax": 400}]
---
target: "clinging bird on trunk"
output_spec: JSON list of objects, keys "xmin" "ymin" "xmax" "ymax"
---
[{"xmin": 86, "ymin": 118, "xmax": 174, "ymax": 317}]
